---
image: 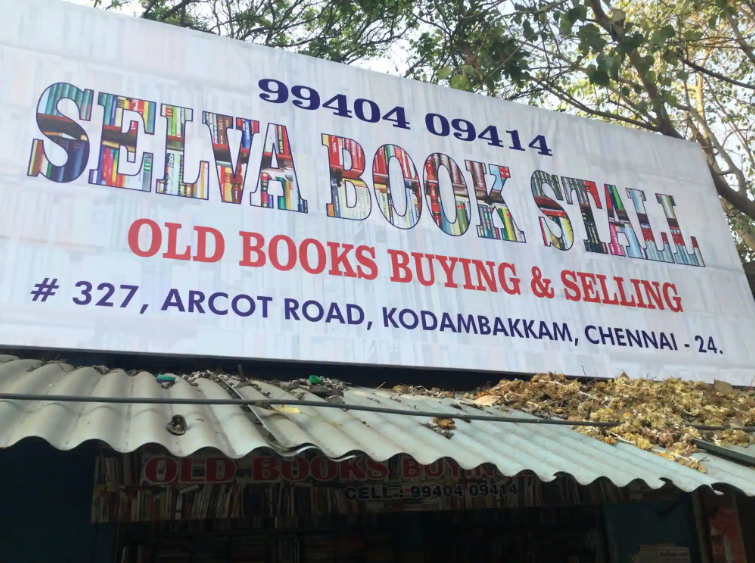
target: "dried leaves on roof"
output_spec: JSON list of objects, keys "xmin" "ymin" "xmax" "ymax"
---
[
  {"xmin": 472, "ymin": 374, "xmax": 755, "ymax": 472},
  {"xmin": 153, "ymin": 367, "xmax": 754, "ymax": 473}
]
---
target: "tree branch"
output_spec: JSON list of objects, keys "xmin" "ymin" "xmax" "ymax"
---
[
  {"xmin": 536, "ymin": 79, "xmax": 660, "ymax": 130},
  {"xmin": 156, "ymin": 0, "xmax": 197, "ymax": 23},
  {"xmin": 724, "ymin": 11, "xmax": 755, "ymax": 65},
  {"xmin": 679, "ymin": 55, "xmax": 755, "ymax": 90},
  {"xmin": 713, "ymin": 172, "xmax": 755, "ymax": 224},
  {"xmin": 142, "ymin": 0, "xmax": 161, "ymax": 18}
]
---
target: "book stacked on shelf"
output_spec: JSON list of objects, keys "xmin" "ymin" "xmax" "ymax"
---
[{"xmin": 94, "ymin": 447, "xmax": 645, "ymax": 526}]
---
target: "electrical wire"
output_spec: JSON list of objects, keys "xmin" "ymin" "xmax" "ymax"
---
[{"xmin": 0, "ymin": 392, "xmax": 752, "ymax": 432}]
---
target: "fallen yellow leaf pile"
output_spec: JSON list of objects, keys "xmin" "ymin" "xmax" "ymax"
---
[{"xmin": 469, "ymin": 374, "xmax": 755, "ymax": 472}]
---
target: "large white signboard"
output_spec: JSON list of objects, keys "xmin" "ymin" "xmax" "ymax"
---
[{"xmin": 0, "ymin": 0, "xmax": 754, "ymax": 383}]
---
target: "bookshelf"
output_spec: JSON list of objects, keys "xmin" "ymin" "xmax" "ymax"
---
[{"xmin": 94, "ymin": 447, "xmax": 648, "ymax": 527}]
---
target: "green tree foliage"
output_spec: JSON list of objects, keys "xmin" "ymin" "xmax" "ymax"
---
[{"xmin": 91, "ymin": 0, "xmax": 417, "ymax": 64}]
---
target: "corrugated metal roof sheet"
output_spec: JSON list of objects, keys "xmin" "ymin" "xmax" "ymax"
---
[{"xmin": 0, "ymin": 356, "xmax": 753, "ymax": 495}]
